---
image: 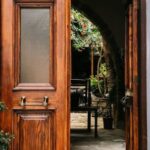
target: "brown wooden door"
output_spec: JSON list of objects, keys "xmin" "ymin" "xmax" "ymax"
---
[
  {"xmin": 125, "ymin": 0, "xmax": 139, "ymax": 150},
  {"xmin": 0, "ymin": 0, "xmax": 70, "ymax": 150}
]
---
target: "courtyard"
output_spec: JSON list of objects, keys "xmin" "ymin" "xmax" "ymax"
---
[{"xmin": 71, "ymin": 113, "xmax": 125, "ymax": 150}]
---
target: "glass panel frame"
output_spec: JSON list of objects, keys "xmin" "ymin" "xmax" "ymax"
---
[
  {"xmin": 20, "ymin": 8, "xmax": 50, "ymax": 83},
  {"xmin": 13, "ymin": 3, "xmax": 55, "ymax": 91}
]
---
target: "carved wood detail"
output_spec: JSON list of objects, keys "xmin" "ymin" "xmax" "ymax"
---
[{"xmin": 13, "ymin": 109, "xmax": 56, "ymax": 150}]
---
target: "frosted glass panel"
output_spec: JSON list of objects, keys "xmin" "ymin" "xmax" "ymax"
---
[{"xmin": 21, "ymin": 8, "xmax": 50, "ymax": 83}]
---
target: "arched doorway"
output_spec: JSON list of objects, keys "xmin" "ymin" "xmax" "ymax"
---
[{"xmin": 70, "ymin": 6, "xmax": 126, "ymax": 149}]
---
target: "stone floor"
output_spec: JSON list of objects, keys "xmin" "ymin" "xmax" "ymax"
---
[{"xmin": 71, "ymin": 113, "xmax": 125, "ymax": 150}]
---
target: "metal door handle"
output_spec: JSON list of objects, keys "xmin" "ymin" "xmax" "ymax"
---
[
  {"xmin": 20, "ymin": 96, "xmax": 49, "ymax": 107},
  {"xmin": 121, "ymin": 96, "xmax": 133, "ymax": 107},
  {"xmin": 121, "ymin": 89, "xmax": 133, "ymax": 107}
]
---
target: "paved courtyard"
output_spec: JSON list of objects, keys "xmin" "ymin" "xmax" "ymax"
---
[{"xmin": 71, "ymin": 113, "xmax": 125, "ymax": 150}]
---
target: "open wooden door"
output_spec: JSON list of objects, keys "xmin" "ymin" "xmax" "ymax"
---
[
  {"xmin": 125, "ymin": 0, "xmax": 139, "ymax": 150},
  {"xmin": 0, "ymin": 0, "xmax": 70, "ymax": 150}
]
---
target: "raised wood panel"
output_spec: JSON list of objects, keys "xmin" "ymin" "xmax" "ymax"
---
[{"xmin": 13, "ymin": 109, "xmax": 55, "ymax": 150}]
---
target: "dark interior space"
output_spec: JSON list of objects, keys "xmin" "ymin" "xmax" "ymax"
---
[{"xmin": 70, "ymin": 1, "xmax": 127, "ymax": 149}]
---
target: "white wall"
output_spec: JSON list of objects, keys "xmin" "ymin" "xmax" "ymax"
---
[{"xmin": 147, "ymin": 0, "xmax": 150, "ymax": 149}]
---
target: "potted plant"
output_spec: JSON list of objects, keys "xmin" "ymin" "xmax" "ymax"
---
[
  {"xmin": 90, "ymin": 62, "xmax": 113, "ymax": 97},
  {"xmin": 0, "ymin": 102, "xmax": 14, "ymax": 150},
  {"xmin": 102, "ymin": 104, "xmax": 113, "ymax": 129},
  {"xmin": 90, "ymin": 75, "xmax": 101, "ymax": 97}
]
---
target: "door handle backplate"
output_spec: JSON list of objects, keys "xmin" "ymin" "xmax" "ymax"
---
[{"xmin": 20, "ymin": 96, "xmax": 49, "ymax": 107}]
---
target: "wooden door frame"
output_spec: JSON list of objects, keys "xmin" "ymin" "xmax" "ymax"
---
[{"xmin": 139, "ymin": 0, "xmax": 147, "ymax": 149}]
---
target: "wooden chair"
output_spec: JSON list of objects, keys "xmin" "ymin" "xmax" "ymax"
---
[{"xmin": 71, "ymin": 79, "xmax": 98, "ymax": 137}]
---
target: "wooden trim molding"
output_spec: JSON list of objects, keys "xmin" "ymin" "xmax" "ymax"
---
[
  {"xmin": 15, "ymin": 0, "xmax": 54, "ymax": 3},
  {"xmin": 139, "ymin": 0, "xmax": 147, "ymax": 149},
  {"xmin": 13, "ymin": 2, "xmax": 56, "ymax": 91},
  {"xmin": 13, "ymin": 83, "xmax": 55, "ymax": 90}
]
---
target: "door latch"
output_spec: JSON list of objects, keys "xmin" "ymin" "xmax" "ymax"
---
[{"xmin": 121, "ymin": 89, "xmax": 133, "ymax": 107}]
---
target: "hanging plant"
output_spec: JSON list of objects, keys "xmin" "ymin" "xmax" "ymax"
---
[
  {"xmin": 0, "ymin": 102, "xmax": 7, "ymax": 111},
  {"xmin": 0, "ymin": 102, "xmax": 14, "ymax": 150},
  {"xmin": 71, "ymin": 8, "xmax": 115, "ymax": 99},
  {"xmin": 71, "ymin": 8, "xmax": 103, "ymax": 52}
]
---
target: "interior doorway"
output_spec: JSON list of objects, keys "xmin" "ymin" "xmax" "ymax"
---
[{"xmin": 70, "ymin": 0, "xmax": 139, "ymax": 149}]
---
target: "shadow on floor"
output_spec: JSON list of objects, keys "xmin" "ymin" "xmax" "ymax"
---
[{"xmin": 71, "ymin": 129, "xmax": 125, "ymax": 150}]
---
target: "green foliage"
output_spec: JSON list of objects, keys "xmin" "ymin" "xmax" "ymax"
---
[
  {"xmin": 0, "ymin": 102, "xmax": 7, "ymax": 111},
  {"xmin": 71, "ymin": 8, "xmax": 114, "ymax": 99},
  {"xmin": 90, "ymin": 75, "xmax": 99, "ymax": 87},
  {"xmin": 90, "ymin": 75, "xmax": 104, "ymax": 97},
  {"xmin": 71, "ymin": 8, "xmax": 103, "ymax": 51},
  {"xmin": 0, "ymin": 102, "xmax": 14, "ymax": 150},
  {"xmin": 99, "ymin": 63, "xmax": 110, "ymax": 78},
  {"xmin": 0, "ymin": 130, "xmax": 14, "ymax": 147}
]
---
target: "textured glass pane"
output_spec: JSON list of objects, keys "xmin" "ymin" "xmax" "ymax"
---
[{"xmin": 21, "ymin": 8, "xmax": 50, "ymax": 83}]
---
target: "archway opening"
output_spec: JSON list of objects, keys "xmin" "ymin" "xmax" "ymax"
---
[{"xmin": 70, "ymin": 4, "xmax": 126, "ymax": 149}]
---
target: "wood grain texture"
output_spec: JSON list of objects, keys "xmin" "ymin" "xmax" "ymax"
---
[
  {"xmin": 13, "ymin": 109, "xmax": 55, "ymax": 150},
  {"xmin": 139, "ymin": 0, "xmax": 147, "ymax": 149},
  {"xmin": 0, "ymin": 0, "xmax": 70, "ymax": 150},
  {"xmin": 132, "ymin": 0, "xmax": 139, "ymax": 149},
  {"xmin": 125, "ymin": 5, "xmax": 133, "ymax": 150},
  {"xmin": 125, "ymin": 0, "xmax": 139, "ymax": 149}
]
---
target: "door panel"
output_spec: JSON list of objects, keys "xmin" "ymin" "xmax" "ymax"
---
[
  {"xmin": 0, "ymin": 0, "xmax": 70, "ymax": 150},
  {"xmin": 13, "ymin": 108, "xmax": 55, "ymax": 150},
  {"xmin": 125, "ymin": 0, "xmax": 139, "ymax": 149}
]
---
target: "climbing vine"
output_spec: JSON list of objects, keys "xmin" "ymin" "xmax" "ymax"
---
[
  {"xmin": 71, "ymin": 8, "xmax": 115, "ymax": 98},
  {"xmin": 71, "ymin": 8, "xmax": 103, "ymax": 52}
]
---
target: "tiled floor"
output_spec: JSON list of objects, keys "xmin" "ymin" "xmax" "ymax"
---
[
  {"xmin": 71, "ymin": 129, "xmax": 125, "ymax": 150},
  {"xmin": 71, "ymin": 113, "xmax": 125, "ymax": 150}
]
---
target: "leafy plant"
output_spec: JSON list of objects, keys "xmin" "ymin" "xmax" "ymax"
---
[
  {"xmin": 71, "ymin": 8, "xmax": 103, "ymax": 52},
  {"xmin": 90, "ymin": 63, "xmax": 110, "ymax": 97},
  {"xmin": 90, "ymin": 75, "xmax": 104, "ymax": 97},
  {"xmin": 71, "ymin": 8, "xmax": 114, "ymax": 98},
  {"xmin": 0, "ymin": 102, "xmax": 14, "ymax": 150},
  {"xmin": 0, "ymin": 130, "xmax": 14, "ymax": 149},
  {"xmin": 99, "ymin": 63, "xmax": 109, "ymax": 78},
  {"xmin": 0, "ymin": 102, "xmax": 7, "ymax": 111},
  {"xmin": 90, "ymin": 75, "xmax": 98, "ymax": 88}
]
